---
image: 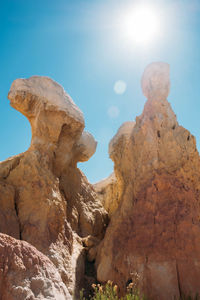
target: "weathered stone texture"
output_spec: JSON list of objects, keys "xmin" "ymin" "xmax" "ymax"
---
[
  {"xmin": 0, "ymin": 76, "xmax": 107, "ymax": 297},
  {"xmin": 96, "ymin": 62, "xmax": 200, "ymax": 299},
  {"xmin": 0, "ymin": 233, "xmax": 71, "ymax": 300}
]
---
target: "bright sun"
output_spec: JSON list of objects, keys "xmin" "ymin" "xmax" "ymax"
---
[{"xmin": 121, "ymin": 5, "xmax": 160, "ymax": 45}]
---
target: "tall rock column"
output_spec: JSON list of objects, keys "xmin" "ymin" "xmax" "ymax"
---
[
  {"xmin": 96, "ymin": 62, "xmax": 200, "ymax": 300},
  {"xmin": 0, "ymin": 76, "xmax": 107, "ymax": 297}
]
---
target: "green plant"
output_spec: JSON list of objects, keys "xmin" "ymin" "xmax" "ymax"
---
[
  {"xmin": 80, "ymin": 288, "xmax": 86, "ymax": 300},
  {"xmin": 79, "ymin": 281, "xmax": 146, "ymax": 300},
  {"xmin": 80, "ymin": 281, "xmax": 200, "ymax": 300}
]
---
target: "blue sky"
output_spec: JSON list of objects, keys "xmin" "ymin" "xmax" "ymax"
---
[{"xmin": 0, "ymin": 0, "xmax": 200, "ymax": 183}]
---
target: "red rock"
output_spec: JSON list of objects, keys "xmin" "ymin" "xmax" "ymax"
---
[
  {"xmin": 96, "ymin": 62, "xmax": 200, "ymax": 299},
  {"xmin": 0, "ymin": 233, "xmax": 71, "ymax": 299}
]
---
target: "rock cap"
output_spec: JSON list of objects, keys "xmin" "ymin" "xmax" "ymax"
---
[
  {"xmin": 8, "ymin": 76, "xmax": 84, "ymax": 124},
  {"xmin": 141, "ymin": 62, "xmax": 170, "ymax": 100}
]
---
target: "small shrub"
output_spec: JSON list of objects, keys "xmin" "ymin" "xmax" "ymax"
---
[
  {"xmin": 79, "ymin": 280, "xmax": 146, "ymax": 300},
  {"xmin": 80, "ymin": 281, "xmax": 200, "ymax": 300}
]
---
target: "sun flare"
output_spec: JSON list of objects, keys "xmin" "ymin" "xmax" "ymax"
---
[{"xmin": 121, "ymin": 5, "xmax": 160, "ymax": 45}]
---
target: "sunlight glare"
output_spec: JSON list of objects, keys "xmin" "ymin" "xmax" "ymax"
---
[{"xmin": 121, "ymin": 5, "xmax": 160, "ymax": 45}]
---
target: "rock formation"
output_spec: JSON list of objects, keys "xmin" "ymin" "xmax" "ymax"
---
[
  {"xmin": 1, "ymin": 63, "xmax": 200, "ymax": 300},
  {"xmin": 94, "ymin": 173, "xmax": 118, "ymax": 217},
  {"xmin": 0, "ymin": 76, "xmax": 108, "ymax": 298},
  {"xmin": 0, "ymin": 233, "xmax": 71, "ymax": 299},
  {"xmin": 96, "ymin": 62, "xmax": 200, "ymax": 299},
  {"xmin": 94, "ymin": 121, "xmax": 135, "ymax": 217}
]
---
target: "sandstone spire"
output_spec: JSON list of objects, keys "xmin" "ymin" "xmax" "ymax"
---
[
  {"xmin": 95, "ymin": 62, "xmax": 200, "ymax": 299},
  {"xmin": 0, "ymin": 76, "xmax": 108, "ymax": 298}
]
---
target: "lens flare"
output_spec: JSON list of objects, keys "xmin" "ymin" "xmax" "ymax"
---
[{"xmin": 114, "ymin": 80, "xmax": 127, "ymax": 95}]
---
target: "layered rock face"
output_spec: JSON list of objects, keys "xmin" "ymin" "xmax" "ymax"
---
[
  {"xmin": 0, "ymin": 233, "xmax": 71, "ymax": 300},
  {"xmin": 96, "ymin": 62, "xmax": 200, "ymax": 299},
  {"xmin": 0, "ymin": 76, "xmax": 107, "ymax": 298}
]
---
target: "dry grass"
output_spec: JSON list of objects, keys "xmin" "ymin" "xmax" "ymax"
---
[
  {"xmin": 79, "ymin": 280, "xmax": 200, "ymax": 300},
  {"xmin": 79, "ymin": 280, "xmax": 146, "ymax": 300}
]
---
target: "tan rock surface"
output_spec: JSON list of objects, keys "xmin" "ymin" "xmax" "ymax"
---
[
  {"xmin": 94, "ymin": 173, "xmax": 119, "ymax": 217},
  {"xmin": 0, "ymin": 76, "xmax": 107, "ymax": 297},
  {"xmin": 74, "ymin": 131, "xmax": 97, "ymax": 163},
  {"xmin": 94, "ymin": 122, "xmax": 136, "ymax": 216},
  {"xmin": 0, "ymin": 181, "xmax": 19, "ymax": 239},
  {"xmin": 96, "ymin": 62, "xmax": 200, "ymax": 299},
  {"xmin": 0, "ymin": 233, "xmax": 71, "ymax": 300}
]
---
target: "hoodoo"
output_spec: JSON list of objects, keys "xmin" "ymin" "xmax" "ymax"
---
[
  {"xmin": 1, "ymin": 63, "xmax": 200, "ymax": 299},
  {"xmin": 0, "ymin": 76, "xmax": 108, "ymax": 298},
  {"xmin": 95, "ymin": 62, "xmax": 200, "ymax": 299}
]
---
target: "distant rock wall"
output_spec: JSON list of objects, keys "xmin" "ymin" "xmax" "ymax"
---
[
  {"xmin": 95, "ymin": 62, "xmax": 200, "ymax": 299},
  {"xmin": 94, "ymin": 173, "xmax": 119, "ymax": 217}
]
